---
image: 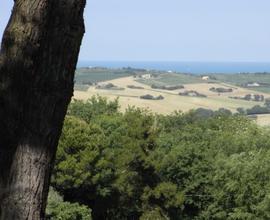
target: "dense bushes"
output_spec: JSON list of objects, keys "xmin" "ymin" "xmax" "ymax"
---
[
  {"xmin": 236, "ymin": 102, "xmax": 270, "ymax": 115},
  {"xmin": 210, "ymin": 87, "xmax": 233, "ymax": 93},
  {"xmin": 140, "ymin": 94, "xmax": 164, "ymax": 100},
  {"xmin": 50, "ymin": 96, "xmax": 270, "ymax": 219},
  {"xmin": 127, "ymin": 85, "xmax": 144, "ymax": 89},
  {"xmin": 202, "ymin": 151, "xmax": 270, "ymax": 219},
  {"xmin": 151, "ymin": 84, "xmax": 184, "ymax": 90},
  {"xmin": 96, "ymin": 83, "xmax": 125, "ymax": 90},
  {"xmin": 179, "ymin": 90, "xmax": 207, "ymax": 98},
  {"xmin": 230, "ymin": 94, "xmax": 264, "ymax": 102},
  {"xmin": 246, "ymin": 105, "xmax": 270, "ymax": 115},
  {"xmin": 46, "ymin": 188, "xmax": 92, "ymax": 220}
]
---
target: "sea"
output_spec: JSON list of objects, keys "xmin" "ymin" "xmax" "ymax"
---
[{"xmin": 77, "ymin": 61, "xmax": 270, "ymax": 75}]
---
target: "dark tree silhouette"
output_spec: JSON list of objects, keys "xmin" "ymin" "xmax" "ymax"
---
[{"xmin": 0, "ymin": 1, "xmax": 86, "ymax": 219}]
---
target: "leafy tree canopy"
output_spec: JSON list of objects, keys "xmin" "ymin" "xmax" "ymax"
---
[{"xmin": 50, "ymin": 96, "xmax": 270, "ymax": 220}]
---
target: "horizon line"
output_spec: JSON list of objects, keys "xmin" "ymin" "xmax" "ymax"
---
[{"xmin": 78, "ymin": 60, "xmax": 270, "ymax": 63}]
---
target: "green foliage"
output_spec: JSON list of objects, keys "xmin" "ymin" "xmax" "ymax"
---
[
  {"xmin": 139, "ymin": 207, "xmax": 169, "ymax": 220},
  {"xmin": 52, "ymin": 116, "xmax": 116, "ymax": 218},
  {"xmin": 202, "ymin": 151, "xmax": 270, "ymax": 219},
  {"xmin": 142, "ymin": 182, "xmax": 184, "ymax": 211},
  {"xmin": 51, "ymin": 96, "xmax": 270, "ymax": 220},
  {"xmin": 46, "ymin": 188, "xmax": 92, "ymax": 220},
  {"xmin": 68, "ymin": 96, "xmax": 119, "ymax": 123},
  {"xmin": 265, "ymin": 98, "xmax": 270, "ymax": 108},
  {"xmin": 246, "ymin": 105, "xmax": 270, "ymax": 115}
]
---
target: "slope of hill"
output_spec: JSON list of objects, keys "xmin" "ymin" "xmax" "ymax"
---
[
  {"xmin": 73, "ymin": 69, "xmax": 270, "ymax": 125},
  {"xmin": 74, "ymin": 76, "xmax": 269, "ymax": 113}
]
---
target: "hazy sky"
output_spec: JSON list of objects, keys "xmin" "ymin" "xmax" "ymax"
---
[{"xmin": 1, "ymin": 0, "xmax": 270, "ymax": 62}]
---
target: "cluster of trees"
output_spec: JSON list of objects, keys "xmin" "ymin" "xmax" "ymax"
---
[
  {"xmin": 245, "ymin": 105, "xmax": 270, "ymax": 115},
  {"xmin": 179, "ymin": 90, "xmax": 207, "ymax": 98},
  {"xmin": 236, "ymin": 98, "xmax": 270, "ymax": 115},
  {"xmin": 127, "ymin": 85, "xmax": 145, "ymax": 89},
  {"xmin": 47, "ymin": 96, "xmax": 270, "ymax": 219},
  {"xmin": 244, "ymin": 94, "xmax": 264, "ymax": 101},
  {"xmin": 46, "ymin": 188, "xmax": 92, "ymax": 220},
  {"xmin": 151, "ymin": 84, "xmax": 184, "ymax": 90},
  {"xmin": 140, "ymin": 94, "xmax": 164, "ymax": 100},
  {"xmin": 210, "ymin": 87, "xmax": 233, "ymax": 93},
  {"xmin": 230, "ymin": 94, "xmax": 264, "ymax": 102},
  {"xmin": 96, "ymin": 83, "xmax": 125, "ymax": 91}
]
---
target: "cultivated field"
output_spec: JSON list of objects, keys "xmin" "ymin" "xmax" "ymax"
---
[
  {"xmin": 74, "ymin": 76, "xmax": 270, "ymax": 114},
  {"xmin": 211, "ymin": 73, "xmax": 270, "ymax": 93}
]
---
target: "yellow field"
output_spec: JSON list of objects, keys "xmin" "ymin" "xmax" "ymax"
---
[
  {"xmin": 255, "ymin": 114, "xmax": 270, "ymax": 126},
  {"xmin": 73, "ymin": 76, "xmax": 270, "ymax": 115}
]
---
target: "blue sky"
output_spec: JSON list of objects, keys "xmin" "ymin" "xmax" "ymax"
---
[{"xmin": 1, "ymin": 0, "xmax": 270, "ymax": 62}]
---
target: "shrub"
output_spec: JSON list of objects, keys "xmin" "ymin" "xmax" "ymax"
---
[
  {"xmin": 46, "ymin": 188, "xmax": 92, "ymax": 220},
  {"xmin": 140, "ymin": 94, "xmax": 164, "ymax": 100}
]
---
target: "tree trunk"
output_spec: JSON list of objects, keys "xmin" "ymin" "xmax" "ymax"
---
[{"xmin": 0, "ymin": 0, "xmax": 86, "ymax": 219}]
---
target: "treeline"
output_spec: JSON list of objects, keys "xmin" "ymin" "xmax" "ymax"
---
[
  {"xmin": 46, "ymin": 96, "xmax": 270, "ymax": 219},
  {"xmin": 236, "ymin": 98, "xmax": 270, "ymax": 115},
  {"xmin": 151, "ymin": 84, "xmax": 184, "ymax": 90}
]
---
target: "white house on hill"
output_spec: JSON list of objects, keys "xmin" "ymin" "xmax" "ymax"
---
[
  {"xmin": 202, "ymin": 76, "xmax": 209, "ymax": 80},
  {"xmin": 247, "ymin": 82, "xmax": 260, "ymax": 87},
  {"xmin": 141, "ymin": 74, "xmax": 152, "ymax": 79}
]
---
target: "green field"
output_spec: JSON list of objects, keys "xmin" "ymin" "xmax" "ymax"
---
[
  {"xmin": 75, "ymin": 67, "xmax": 134, "ymax": 84},
  {"xmin": 136, "ymin": 73, "xmax": 205, "ymax": 86},
  {"xmin": 73, "ymin": 69, "xmax": 270, "ymax": 120},
  {"xmin": 75, "ymin": 68, "xmax": 270, "ymax": 94},
  {"xmin": 211, "ymin": 73, "xmax": 270, "ymax": 93}
]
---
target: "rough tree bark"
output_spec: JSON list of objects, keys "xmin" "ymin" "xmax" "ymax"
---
[{"xmin": 0, "ymin": 0, "xmax": 86, "ymax": 219}]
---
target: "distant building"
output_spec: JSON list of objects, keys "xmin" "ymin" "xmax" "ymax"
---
[
  {"xmin": 141, "ymin": 74, "xmax": 152, "ymax": 79},
  {"xmin": 202, "ymin": 76, "xmax": 209, "ymax": 80},
  {"xmin": 247, "ymin": 82, "xmax": 260, "ymax": 87}
]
